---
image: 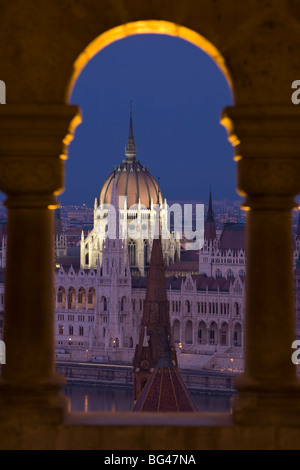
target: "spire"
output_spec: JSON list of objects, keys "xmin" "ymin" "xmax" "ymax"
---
[
  {"xmin": 204, "ymin": 188, "xmax": 216, "ymax": 242},
  {"xmin": 132, "ymin": 351, "xmax": 198, "ymax": 412},
  {"xmin": 54, "ymin": 208, "xmax": 63, "ymax": 236},
  {"xmin": 133, "ymin": 229, "xmax": 177, "ymax": 402},
  {"xmin": 128, "ymin": 100, "xmax": 134, "ymax": 140},
  {"xmin": 125, "ymin": 101, "xmax": 137, "ymax": 160},
  {"xmin": 207, "ymin": 189, "xmax": 214, "ymax": 222}
]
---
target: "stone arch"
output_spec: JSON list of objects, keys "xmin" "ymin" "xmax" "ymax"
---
[
  {"xmin": 66, "ymin": 21, "xmax": 233, "ymax": 102},
  {"xmin": 1, "ymin": 0, "xmax": 300, "ymax": 447}
]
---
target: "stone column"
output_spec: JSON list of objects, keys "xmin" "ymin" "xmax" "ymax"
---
[
  {"xmin": 0, "ymin": 104, "xmax": 79, "ymax": 425},
  {"xmin": 221, "ymin": 105, "xmax": 300, "ymax": 425}
]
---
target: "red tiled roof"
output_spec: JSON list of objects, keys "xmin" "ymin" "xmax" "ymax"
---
[
  {"xmin": 219, "ymin": 223, "xmax": 245, "ymax": 251},
  {"xmin": 132, "ymin": 353, "xmax": 197, "ymax": 412}
]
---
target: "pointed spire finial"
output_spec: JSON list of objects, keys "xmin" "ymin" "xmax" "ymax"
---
[
  {"xmin": 204, "ymin": 188, "xmax": 216, "ymax": 242},
  {"xmin": 125, "ymin": 101, "xmax": 137, "ymax": 160},
  {"xmin": 207, "ymin": 186, "xmax": 214, "ymax": 223}
]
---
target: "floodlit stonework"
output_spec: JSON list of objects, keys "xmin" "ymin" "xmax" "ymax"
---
[
  {"xmin": 53, "ymin": 192, "xmax": 245, "ymax": 368},
  {"xmin": 80, "ymin": 112, "xmax": 180, "ymax": 276}
]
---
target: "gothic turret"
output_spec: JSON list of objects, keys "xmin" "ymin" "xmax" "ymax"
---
[
  {"xmin": 125, "ymin": 103, "xmax": 137, "ymax": 160},
  {"xmin": 133, "ymin": 209, "xmax": 177, "ymax": 403},
  {"xmin": 204, "ymin": 190, "xmax": 216, "ymax": 243},
  {"xmin": 102, "ymin": 175, "xmax": 130, "ymax": 349}
]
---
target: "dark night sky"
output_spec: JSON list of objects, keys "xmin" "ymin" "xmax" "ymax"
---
[{"xmin": 60, "ymin": 34, "xmax": 237, "ymax": 207}]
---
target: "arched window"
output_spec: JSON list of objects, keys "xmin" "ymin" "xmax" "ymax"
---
[
  {"xmin": 215, "ymin": 268, "xmax": 222, "ymax": 278},
  {"xmin": 120, "ymin": 296, "xmax": 126, "ymax": 311},
  {"xmin": 78, "ymin": 287, "xmax": 86, "ymax": 305},
  {"xmin": 57, "ymin": 287, "xmax": 63, "ymax": 303},
  {"xmin": 69, "ymin": 325, "xmax": 73, "ymax": 336},
  {"xmin": 233, "ymin": 323, "xmax": 242, "ymax": 347},
  {"xmin": 198, "ymin": 321, "xmax": 206, "ymax": 344},
  {"xmin": 67, "ymin": 287, "xmax": 75, "ymax": 309},
  {"xmin": 144, "ymin": 240, "xmax": 149, "ymax": 267},
  {"xmin": 185, "ymin": 300, "xmax": 191, "ymax": 313},
  {"xmin": 221, "ymin": 322, "xmax": 228, "ymax": 346},
  {"xmin": 234, "ymin": 302, "xmax": 240, "ymax": 315},
  {"xmin": 128, "ymin": 239, "xmax": 136, "ymax": 266},
  {"xmin": 57, "ymin": 286, "xmax": 65, "ymax": 306},
  {"xmin": 172, "ymin": 319, "xmax": 180, "ymax": 343},
  {"xmin": 227, "ymin": 269, "xmax": 234, "ymax": 280},
  {"xmin": 79, "ymin": 326, "xmax": 84, "ymax": 336},
  {"xmin": 58, "ymin": 324, "xmax": 64, "ymax": 335},
  {"xmin": 209, "ymin": 322, "xmax": 218, "ymax": 345},
  {"xmin": 88, "ymin": 288, "xmax": 95, "ymax": 306},
  {"xmin": 102, "ymin": 296, "xmax": 107, "ymax": 312},
  {"xmin": 185, "ymin": 320, "xmax": 193, "ymax": 344}
]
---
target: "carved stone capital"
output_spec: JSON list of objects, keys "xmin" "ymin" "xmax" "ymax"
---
[
  {"xmin": 0, "ymin": 104, "xmax": 80, "ymax": 207},
  {"xmin": 221, "ymin": 105, "xmax": 300, "ymax": 208}
]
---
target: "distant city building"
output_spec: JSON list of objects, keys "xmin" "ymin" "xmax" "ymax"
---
[
  {"xmin": 0, "ymin": 118, "xmax": 299, "ymax": 374},
  {"xmin": 80, "ymin": 111, "xmax": 180, "ymax": 277},
  {"xmin": 133, "ymin": 219, "xmax": 178, "ymax": 403},
  {"xmin": 53, "ymin": 189, "xmax": 246, "ymax": 371}
]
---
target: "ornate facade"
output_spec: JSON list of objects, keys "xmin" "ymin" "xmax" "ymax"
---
[
  {"xmin": 80, "ymin": 111, "xmax": 180, "ymax": 276},
  {"xmin": 54, "ymin": 190, "xmax": 246, "ymax": 370}
]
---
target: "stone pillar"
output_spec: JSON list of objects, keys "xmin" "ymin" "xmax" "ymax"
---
[
  {"xmin": 221, "ymin": 105, "xmax": 300, "ymax": 425},
  {"xmin": 0, "ymin": 104, "xmax": 79, "ymax": 425}
]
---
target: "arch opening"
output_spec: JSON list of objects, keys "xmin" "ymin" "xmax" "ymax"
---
[{"xmin": 66, "ymin": 21, "xmax": 233, "ymax": 102}]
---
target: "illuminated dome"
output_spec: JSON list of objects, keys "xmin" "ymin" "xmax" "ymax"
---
[{"xmin": 99, "ymin": 111, "xmax": 162, "ymax": 209}]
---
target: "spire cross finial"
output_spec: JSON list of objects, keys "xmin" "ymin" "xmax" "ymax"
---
[{"xmin": 125, "ymin": 100, "xmax": 137, "ymax": 160}]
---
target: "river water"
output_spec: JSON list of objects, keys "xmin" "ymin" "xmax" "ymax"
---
[{"xmin": 63, "ymin": 384, "xmax": 231, "ymax": 413}]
